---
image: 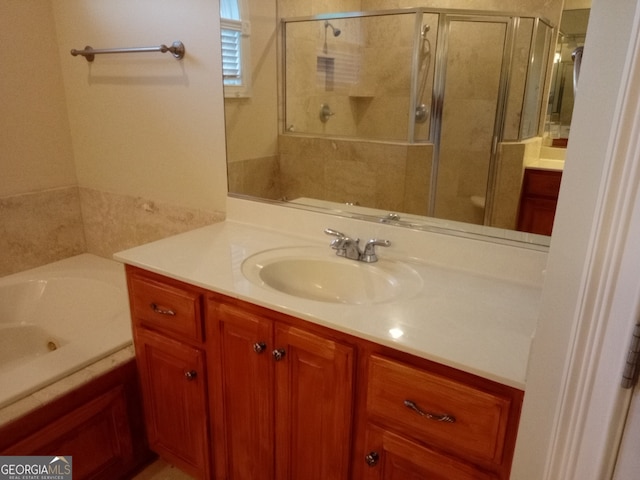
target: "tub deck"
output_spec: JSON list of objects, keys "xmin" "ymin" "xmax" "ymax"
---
[{"xmin": 0, "ymin": 254, "xmax": 132, "ymax": 409}]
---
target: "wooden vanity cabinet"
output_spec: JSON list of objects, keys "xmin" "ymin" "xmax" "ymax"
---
[
  {"xmin": 517, "ymin": 168, "xmax": 563, "ymax": 236},
  {"xmin": 361, "ymin": 425, "xmax": 496, "ymax": 480},
  {"xmin": 353, "ymin": 349, "xmax": 523, "ymax": 480},
  {"xmin": 126, "ymin": 267, "xmax": 522, "ymax": 480},
  {"xmin": 207, "ymin": 296, "xmax": 355, "ymax": 480},
  {"xmin": 126, "ymin": 267, "xmax": 211, "ymax": 479}
]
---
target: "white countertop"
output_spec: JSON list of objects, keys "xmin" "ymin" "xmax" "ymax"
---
[
  {"xmin": 526, "ymin": 158, "xmax": 565, "ymax": 171},
  {"xmin": 114, "ymin": 212, "xmax": 544, "ymax": 390}
]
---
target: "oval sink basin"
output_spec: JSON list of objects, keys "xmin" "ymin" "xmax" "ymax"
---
[{"xmin": 241, "ymin": 246, "xmax": 423, "ymax": 305}]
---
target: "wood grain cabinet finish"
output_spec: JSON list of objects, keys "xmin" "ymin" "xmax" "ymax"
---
[
  {"xmin": 208, "ymin": 299, "xmax": 355, "ymax": 480},
  {"xmin": 357, "ymin": 354, "xmax": 519, "ymax": 479},
  {"xmin": 361, "ymin": 425, "xmax": 497, "ymax": 480},
  {"xmin": 126, "ymin": 266, "xmax": 211, "ymax": 479},
  {"xmin": 126, "ymin": 267, "xmax": 523, "ymax": 480},
  {"xmin": 0, "ymin": 360, "xmax": 151, "ymax": 480},
  {"xmin": 128, "ymin": 271, "xmax": 203, "ymax": 343},
  {"xmin": 517, "ymin": 168, "xmax": 563, "ymax": 236},
  {"xmin": 134, "ymin": 328, "xmax": 209, "ymax": 478},
  {"xmin": 366, "ymin": 355, "xmax": 511, "ymax": 464}
]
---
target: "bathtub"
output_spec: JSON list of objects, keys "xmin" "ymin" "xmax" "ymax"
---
[{"xmin": 0, "ymin": 254, "xmax": 132, "ymax": 409}]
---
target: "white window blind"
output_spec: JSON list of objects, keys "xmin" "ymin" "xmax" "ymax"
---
[
  {"xmin": 221, "ymin": 20, "xmax": 242, "ymax": 85},
  {"xmin": 220, "ymin": 0, "xmax": 250, "ymax": 96}
]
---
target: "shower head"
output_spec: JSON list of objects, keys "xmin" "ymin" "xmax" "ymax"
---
[{"xmin": 324, "ymin": 20, "xmax": 341, "ymax": 37}]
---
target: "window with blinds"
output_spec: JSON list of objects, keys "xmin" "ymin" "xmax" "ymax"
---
[{"xmin": 220, "ymin": 0, "xmax": 250, "ymax": 97}]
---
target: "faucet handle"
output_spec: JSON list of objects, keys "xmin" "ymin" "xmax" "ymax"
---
[
  {"xmin": 361, "ymin": 239, "xmax": 391, "ymax": 263},
  {"xmin": 325, "ymin": 228, "xmax": 362, "ymax": 259},
  {"xmin": 325, "ymin": 228, "xmax": 348, "ymax": 256}
]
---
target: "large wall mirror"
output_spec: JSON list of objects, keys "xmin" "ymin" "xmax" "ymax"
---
[{"xmin": 222, "ymin": 0, "xmax": 589, "ymax": 248}]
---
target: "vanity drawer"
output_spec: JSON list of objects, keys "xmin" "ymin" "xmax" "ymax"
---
[
  {"xmin": 128, "ymin": 274, "xmax": 203, "ymax": 343},
  {"xmin": 366, "ymin": 354, "xmax": 512, "ymax": 464}
]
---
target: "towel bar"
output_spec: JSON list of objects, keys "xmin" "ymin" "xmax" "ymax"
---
[{"xmin": 70, "ymin": 40, "xmax": 185, "ymax": 62}]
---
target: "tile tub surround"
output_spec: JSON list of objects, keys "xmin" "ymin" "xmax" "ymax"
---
[
  {"xmin": 115, "ymin": 198, "xmax": 547, "ymax": 389},
  {"xmin": 79, "ymin": 188, "xmax": 225, "ymax": 259},
  {"xmin": 0, "ymin": 187, "xmax": 86, "ymax": 276},
  {"xmin": 0, "ymin": 187, "xmax": 224, "ymax": 276}
]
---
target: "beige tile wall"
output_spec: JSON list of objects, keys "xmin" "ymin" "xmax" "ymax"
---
[
  {"xmin": 227, "ymin": 155, "xmax": 282, "ymax": 200},
  {"xmin": 278, "ymin": 135, "xmax": 432, "ymax": 213},
  {"xmin": 0, "ymin": 187, "xmax": 223, "ymax": 277},
  {"xmin": 79, "ymin": 189, "xmax": 224, "ymax": 259},
  {"xmin": 0, "ymin": 187, "xmax": 86, "ymax": 276}
]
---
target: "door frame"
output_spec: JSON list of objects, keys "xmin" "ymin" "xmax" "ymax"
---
[{"xmin": 512, "ymin": 1, "xmax": 640, "ymax": 478}]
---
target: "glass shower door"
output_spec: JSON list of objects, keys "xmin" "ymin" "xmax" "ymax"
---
[{"xmin": 430, "ymin": 16, "xmax": 511, "ymax": 225}]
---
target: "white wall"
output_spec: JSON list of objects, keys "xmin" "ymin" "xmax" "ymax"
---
[
  {"xmin": 512, "ymin": 0, "xmax": 640, "ymax": 478},
  {"xmin": 51, "ymin": 0, "xmax": 228, "ymax": 212}
]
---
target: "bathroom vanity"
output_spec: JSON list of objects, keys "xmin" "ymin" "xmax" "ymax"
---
[
  {"xmin": 117, "ymin": 205, "xmax": 545, "ymax": 480},
  {"xmin": 518, "ymin": 168, "xmax": 563, "ymax": 236}
]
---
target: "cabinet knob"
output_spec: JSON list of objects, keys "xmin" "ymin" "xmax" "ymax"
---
[
  {"xmin": 253, "ymin": 342, "xmax": 267, "ymax": 354},
  {"xmin": 184, "ymin": 370, "xmax": 198, "ymax": 381},
  {"xmin": 364, "ymin": 451, "xmax": 380, "ymax": 467},
  {"xmin": 272, "ymin": 348, "xmax": 286, "ymax": 361}
]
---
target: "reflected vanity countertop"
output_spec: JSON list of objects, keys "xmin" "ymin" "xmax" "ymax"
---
[
  {"xmin": 114, "ymin": 216, "xmax": 545, "ymax": 390},
  {"xmin": 526, "ymin": 158, "xmax": 565, "ymax": 171},
  {"xmin": 527, "ymin": 146, "xmax": 566, "ymax": 171}
]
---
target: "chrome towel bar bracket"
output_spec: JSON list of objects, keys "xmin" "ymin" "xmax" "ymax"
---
[{"xmin": 70, "ymin": 40, "xmax": 185, "ymax": 62}]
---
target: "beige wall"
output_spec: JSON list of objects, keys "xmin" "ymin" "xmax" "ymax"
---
[
  {"xmin": 0, "ymin": 1, "xmax": 76, "ymax": 197},
  {"xmin": 1, "ymin": 0, "xmax": 228, "ymax": 275},
  {"xmin": 52, "ymin": 0, "xmax": 227, "ymax": 213},
  {"xmin": 224, "ymin": 0, "xmax": 279, "ymax": 165}
]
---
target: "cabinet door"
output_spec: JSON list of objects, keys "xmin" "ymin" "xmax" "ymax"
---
[
  {"xmin": 208, "ymin": 302, "xmax": 275, "ymax": 480},
  {"xmin": 135, "ymin": 328, "xmax": 209, "ymax": 479},
  {"xmin": 518, "ymin": 197, "xmax": 557, "ymax": 235},
  {"xmin": 274, "ymin": 324, "xmax": 355, "ymax": 480},
  {"xmin": 361, "ymin": 425, "xmax": 497, "ymax": 480},
  {"xmin": 4, "ymin": 386, "xmax": 135, "ymax": 480}
]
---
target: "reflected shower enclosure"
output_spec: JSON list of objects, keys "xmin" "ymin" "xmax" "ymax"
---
[{"xmin": 281, "ymin": 9, "xmax": 553, "ymax": 226}]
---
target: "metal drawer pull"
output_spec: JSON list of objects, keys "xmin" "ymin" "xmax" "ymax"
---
[
  {"xmin": 185, "ymin": 370, "xmax": 197, "ymax": 381},
  {"xmin": 272, "ymin": 348, "xmax": 286, "ymax": 361},
  {"xmin": 253, "ymin": 342, "xmax": 267, "ymax": 354},
  {"xmin": 150, "ymin": 303, "xmax": 176, "ymax": 316},
  {"xmin": 403, "ymin": 399, "xmax": 456, "ymax": 423}
]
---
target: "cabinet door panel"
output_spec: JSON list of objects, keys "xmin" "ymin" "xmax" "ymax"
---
[
  {"xmin": 4, "ymin": 386, "xmax": 134, "ymax": 480},
  {"xmin": 135, "ymin": 328, "xmax": 208, "ymax": 478},
  {"xmin": 209, "ymin": 302, "xmax": 275, "ymax": 480},
  {"xmin": 274, "ymin": 324, "xmax": 354, "ymax": 480},
  {"xmin": 362, "ymin": 425, "xmax": 496, "ymax": 480}
]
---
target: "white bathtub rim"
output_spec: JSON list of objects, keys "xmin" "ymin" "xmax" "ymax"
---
[{"xmin": 0, "ymin": 254, "xmax": 133, "ymax": 409}]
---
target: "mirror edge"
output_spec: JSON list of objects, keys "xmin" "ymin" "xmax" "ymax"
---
[{"xmin": 228, "ymin": 193, "xmax": 550, "ymax": 251}]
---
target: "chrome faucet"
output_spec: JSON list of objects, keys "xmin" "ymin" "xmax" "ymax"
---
[{"xmin": 324, "ymin": 228, "xmax": 390, "ymax": 263}]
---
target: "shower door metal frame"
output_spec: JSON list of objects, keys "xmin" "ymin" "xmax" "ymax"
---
[
  {"xmin": 280, "ymin": 8, "xmax": 554, "ymax": 227},
  {"xmin": 427, "ymin": 13, "xmax": 516, "ymax": 224}
]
